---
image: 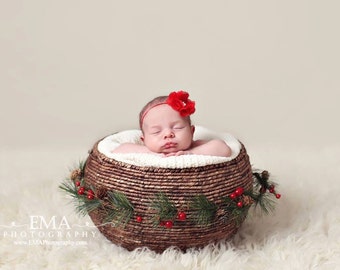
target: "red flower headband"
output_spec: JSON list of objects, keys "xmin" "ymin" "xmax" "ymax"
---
[
  {"xmin": 140, "ymin": 91, "xmax": 196, "ymax": 126},
  {"xmin": 166, "ymin": 91, "xmax": 196, "ymax": 117}
]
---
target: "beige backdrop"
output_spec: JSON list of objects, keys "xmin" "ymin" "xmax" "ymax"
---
[{"xmin": 1, "ymin": 1, "xmax": 339, "ymax": 149}]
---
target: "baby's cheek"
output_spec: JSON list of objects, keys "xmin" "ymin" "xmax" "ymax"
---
[
  {"xmin": 146, "ymin": 139, "xmax": 162, "ymax": 153},
  {"xmin": 186, "ymin": 135, "xmax": 194, "ymax": 146}
]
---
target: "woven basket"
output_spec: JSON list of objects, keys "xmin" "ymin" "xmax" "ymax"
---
[{"xmin": 84, "ymin": 139, "xmax": 253, "ymax": 253}]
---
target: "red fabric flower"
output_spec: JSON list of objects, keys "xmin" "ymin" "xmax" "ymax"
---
[{"xmin": 166, "ymin": 91, "xmax": 196, "ymax": 117}]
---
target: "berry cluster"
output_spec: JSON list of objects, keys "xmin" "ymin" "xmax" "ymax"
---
[
  {"xmin": 75, "ymin": 181, "xmax": 95, "ymax": 200},
  {"xmin": 229, "ymin": 187, "xmax": 246, "ymax": 208},
  {"xmin": 159, "ymin": 211, "xmax": 187, "ymax": 229},
  {"xmin": 256, "ymin": 170, "xmax": 281, "ymax": 199},
  {"xmin": 265, "ymin": 185, "xmax": 281, "ymax": 199},
  {"xmin": 134, "ymin": 211, "xmax": 187, "ymax": 228}
]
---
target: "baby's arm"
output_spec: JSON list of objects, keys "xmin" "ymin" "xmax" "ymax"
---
[
  {"xmin": 111, "ymin": 143, "xmax": 153, "ymax": 154},
  {"xmin": 167, "ymin": 139, "xmax": 232, "ymax": 157}
]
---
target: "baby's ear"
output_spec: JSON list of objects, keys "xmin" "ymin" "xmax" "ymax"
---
[
  {"xmin": 140, "ymin": 135, "xmax": 144, "ymax": 142},
  {"xmin": 191, "ymin": 125, "xmax": 195, "ymax": 134}
]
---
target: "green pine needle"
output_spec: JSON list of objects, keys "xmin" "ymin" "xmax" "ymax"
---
[
  {"xmin": 59, "ymin": 180, "xmax": 78, "ymax": 198},
  {"xmin": 149, "ymin": 192, "xmax": 177, "ymax": 225},
  {"xmin": 106, "ymin": 191, "xmax": 134, "ymax": 227},
  {"xmin": 59, "ymin": 180, "xmax": 101, "ymax": 216},
  {"xmin": 253, "ymin": 192, "xmax": 276, "ymax": 215},
  {"xmin": 190, "ymin": 195, "xmax": 217, "ymax": 225},
  {"xmin": 75, "ymin": 198, "xmax": 101, "ymax": 216},
  {"xmin": 222, "ymin": 196, "xmax": 250, "ymax": 225}
]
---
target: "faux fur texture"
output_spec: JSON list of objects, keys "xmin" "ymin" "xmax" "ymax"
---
[{"xmin": 1, "ymin": 142, "xmax": 339, "ymax": 269}]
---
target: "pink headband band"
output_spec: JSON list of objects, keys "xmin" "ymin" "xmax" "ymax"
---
[{"xmin": 140, "ymin": 91, "xmax": 196, "ymax": 126}]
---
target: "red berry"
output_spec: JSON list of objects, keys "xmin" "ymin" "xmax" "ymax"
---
[
  {"xmin": 237, "ymin": 201, "xmax": 243, "ymax": 208},
  {"xmin": 165, "ymin": 220, "xmax": 173, "ymax": 229},
  {"xmin": 136, "ymin": 216, "xmax": 142, "ymax": 223},
  {"xmin": 230, "ymin": 192, "xmax": 237, "ymax": 200},
  {"xmin": 177, "ymin": 211, "xmax": 187, "ymax": 221},
  {"xmin": 75, "ymin": 181, "xmax": 81, "ymax": 187},
  {"xmin": 235, "ymin": 187, "xmax": 244, "ymax": 196},
  {"xmin": 87, "ymin": 189, "xmax": 94, "ymax": 195},
  {"xmin": 275, "ymin": 193, "xmax": 281, "ymax": 199},
  {"xmin": 160, "ymin": 221, "xmax": 166, "ymax": 226},
  {"xmin": 78, "ymin": 187, "xmax": 85, "ymax": 195},
  {"xmin": 87, "ymin": 193, "xmax": 94, "ymax": 200}
]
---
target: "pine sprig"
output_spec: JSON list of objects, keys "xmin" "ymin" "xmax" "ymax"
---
[
  {"xmin": 149, "ymin": 192, "xmax": 177, "ymax": 225},
  {"xmin": 253, "ymin": 172, "xmax": 269, "ymax": 189},
  {"xmin": 59, "ymin": 180, "xmax": 78, "ymax": 198},
  {"xmin": 190, "ymin": 195, "xmax": 217, "ymax": 225},
  {"xmin": 75, "ymin": 197, "xmax": 102, "ymax": 216},
  {"xmin": 59, "ymin": 180, "xmax": 101, "ymax": 216},
  {"xmin": 222, "ymin": 196, "xmax": 251, "ymax": 225},
  {"xmin": 253, "ymin": 171, "xmax": 278, "ymax": 193},
  {"xmin": 105, "ymin": 191, "xmax": 134, "ymax": 227},
  {"xmin": 250, "ymin": 191, "xmax": 276, "ymax": 215},
  {"xmin": 251, "ymin": 170, "xmax": 280, "ymax": 214}
]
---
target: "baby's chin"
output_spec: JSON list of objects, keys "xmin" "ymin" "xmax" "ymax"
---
[
  {"xmin": 159, "ymin": 147, "xmax": 189, "ymax": 155},
  {"xmin": 159, "ymin": 149, "xmax": 178, "ymax": 154}
]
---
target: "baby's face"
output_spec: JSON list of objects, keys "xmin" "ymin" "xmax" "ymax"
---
[{"xmin": 141, "ymin": 104, "xmax": 194, "ymax": 154}]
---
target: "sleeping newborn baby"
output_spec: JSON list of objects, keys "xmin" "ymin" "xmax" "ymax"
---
[{"xmin": 112, "ymin": 91, "xmax": 231, "ymax": 157}]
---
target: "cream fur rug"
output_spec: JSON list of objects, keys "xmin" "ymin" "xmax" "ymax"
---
[{"xmin": 1, "ymin": 142, "xmax": 340, "ymax": 270}]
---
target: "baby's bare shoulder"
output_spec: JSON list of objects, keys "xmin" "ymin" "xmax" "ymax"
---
[
  {"xmin": 191, "ymin": 139, "xmax": 206, "ymax": 147},
  {"xmin": 192, "ymin": 139, "xmax": 226, "ymax": 147},
  {"xmin": 190, "ymin": 139, "xmax": 231, "ymax": 157}
]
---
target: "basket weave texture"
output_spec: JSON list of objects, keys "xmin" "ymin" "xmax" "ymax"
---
[{"xmin": 84, "ymin": 140, "xmax": 253, "ymax": 253}]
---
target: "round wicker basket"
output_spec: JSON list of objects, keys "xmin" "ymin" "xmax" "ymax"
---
[{"xmin": 84, "ymin": 140, "xmax": 253, "ymax": 253}]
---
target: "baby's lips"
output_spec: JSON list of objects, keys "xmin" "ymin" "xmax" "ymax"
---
[{"xmin": 163, "ymin": 142, "xmax": 177, "ymax": 149}]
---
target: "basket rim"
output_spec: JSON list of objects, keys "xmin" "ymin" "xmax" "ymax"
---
[{"xmin": 88, "ymin": 137, "xmax": 247, "ymax": 172}]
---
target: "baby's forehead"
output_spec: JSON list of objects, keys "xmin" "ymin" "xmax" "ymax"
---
[
  {"xmin": 141, "ymin": 104, "xmax": 190, "ymax": 129},
  {"xmin": 144, "ymin": 104, "xmax": 180, "ymax": 119},
  {"xmin": 145, "ymin": 119, "xmax": 187, "ymax": 128}
]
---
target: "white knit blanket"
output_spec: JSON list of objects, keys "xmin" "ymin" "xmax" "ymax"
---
[{"xmin": 97, "ymin": 126, "xmax": 241, "ymax": 168}]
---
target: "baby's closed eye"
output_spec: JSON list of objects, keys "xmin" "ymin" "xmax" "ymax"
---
[{"xmin": 173, "ymin": 126, "xmax": 184, "ymax": 130}]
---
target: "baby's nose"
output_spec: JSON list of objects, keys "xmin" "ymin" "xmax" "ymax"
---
[{"xmin": 164, "ymin": 129, "xmax": 175, "ymax": 138}]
